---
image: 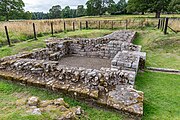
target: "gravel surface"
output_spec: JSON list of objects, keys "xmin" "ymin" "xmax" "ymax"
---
[{"xmin": 59, "ymin": 55, "xmax": 111, "ymax": 69}]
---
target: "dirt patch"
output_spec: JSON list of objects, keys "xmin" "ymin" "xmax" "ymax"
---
[{"xmin": 59, "ymin": 55, "xmax": 111, "ymax": 70}]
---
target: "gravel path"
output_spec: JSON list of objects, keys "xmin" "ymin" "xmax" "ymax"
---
[{"xmin": 59, "ymin": 55, "xmax": 111, "ymax": 70}]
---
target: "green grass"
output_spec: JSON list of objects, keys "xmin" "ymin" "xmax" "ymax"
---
[
  {"xmin": 0, "ymin": 71, "xmax": 179, "ymax": 120},
  {"xmin": 0, "ymin": 29, "xmax": 113, "ymax": 58},
  {"xmin": 133, "ymin": 28, "xmax": 180, "ymax": 70},
  {"xmin": 0, "ymin": 80, "xmax": 123, "ymax": 120},
  {"xmin": 135, "ymin": 71, "xmax": 180, "ymax": 120}
]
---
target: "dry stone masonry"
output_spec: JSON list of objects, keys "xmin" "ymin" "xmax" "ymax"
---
[
  {"xmin": 0, "ymin": 30, "xmax": 146, "ymax": 117},
  {"xmin": 16, "ymin": 96, "xmax": 84, "ymax": 119}
]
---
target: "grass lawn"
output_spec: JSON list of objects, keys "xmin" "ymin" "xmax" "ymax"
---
[
  {"xmin": 135, "ymin": 71, "xmax": 180, "ymax": 120},
  {"xmin": 0, "ymin": 71, "xmax": 179, "ymax": 120},
  {"xmin": 0, "ymin": 80, "xmax": 123, "ymax": 120}
]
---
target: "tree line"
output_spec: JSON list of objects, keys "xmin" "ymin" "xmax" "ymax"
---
[{"xmin": 0, "ymin": 0, "xmax": 179, "ymax": 21}]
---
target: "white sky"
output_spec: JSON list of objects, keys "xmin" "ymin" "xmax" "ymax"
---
[{"xmin": 23, "ymin": 0, "xmax": 119, "ymax": 13}]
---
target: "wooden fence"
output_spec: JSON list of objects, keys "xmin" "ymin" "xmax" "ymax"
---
[{"xmin": 0, "ymin": 18, "xmax": 158, "ymax": 47}]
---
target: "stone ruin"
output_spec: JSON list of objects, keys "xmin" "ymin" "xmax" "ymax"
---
[
  {"xmin": 0, "ymin": 30, "xmax": 146, "ymax": 117},
  {"xmin": 16, "ymin": 96, "xmax": 84, "ymax": 119}
]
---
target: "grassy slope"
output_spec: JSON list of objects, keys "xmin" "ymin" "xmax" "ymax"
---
[
  {"xmin": 133, "ymin": 28, "xmax": 180, "ymax": 70},
  {"xmin": 135, "ymin": 71, "xmax": 180, "ymax": 120}
]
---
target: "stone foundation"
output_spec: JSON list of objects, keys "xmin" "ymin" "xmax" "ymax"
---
[{"xmin": 0, "ymin": 30, "xmax": 146, "ymax": 117}]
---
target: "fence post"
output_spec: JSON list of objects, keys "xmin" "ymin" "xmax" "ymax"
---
[
  {"xmin": 73, "ymin": 22, "xmax": 75, "ymax": 31},
  {"xmin": 112, "ymin": 21, "xmax": 114, "ymax": 30},
  {"xmin": 86, "ymin": 21, "xmax": 88, "ymax": 29},
  {"xmin": 98, "ymin": 21, "xmax": 101, "ymax": 29},
  {"xmin": 164, "ymin": 18, "xmax": 169, "ymax": 34},
  {"xmin": 80, "ymin": 22, "xmax": 82, "ymax": 30},
  {"xmin": 158, "ymin": 19, "xmax": 160, "ymax": 29},
  {"xmin": 51, "ymin": 22, "xmax": 54, "ymax": 36},
  {"xmin": 162, "ymin": 18, "xmax": 165, "ymax": 31},
  {"xmin": 64, "ymin": 22, "xmax": 66, "ymax": 31},
  {"xmin": 159, "ymin": 19, "xmax": 162, "ymax": 29},
  {"xmin": 33, "ymin": 23, "xmax": 37, "ymax": 40},
  {"xmin": 125, "ymin": 20, "xmax": 128, "ymax": 29},
  {"xmin": 5, "ymin": 26, "xmax": 11, "ymax": 46}
]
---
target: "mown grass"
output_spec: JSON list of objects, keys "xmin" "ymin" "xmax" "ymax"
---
[
  {"xmin": 0, "ymin": 80, "xmax": 123, "ymax": 120},
  {"xmin": 135, "ymin": 71, "xmax": 180, "ymax": 120},
  {"xmin": 133, "ymin": 28, "xmax": 180, "ymax": 70},
  {"xmin": 0, "ymin": 71, "xmax": 179, "ymax": 120}
]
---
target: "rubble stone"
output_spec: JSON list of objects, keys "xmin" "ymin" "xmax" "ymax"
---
[{"xmin": 0, "ymin": 30, "xmax": 146, "ymax": 117}]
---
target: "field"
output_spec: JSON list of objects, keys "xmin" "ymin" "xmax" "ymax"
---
[
  {"xmin": 0, "ymin": 15, "xmax": 180, "ymax": 119},
  {"xmin": 0, "ymin": 14, "xmax": 180, "ymax": 47}
]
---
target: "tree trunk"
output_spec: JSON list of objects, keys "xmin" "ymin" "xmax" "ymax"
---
[
  {"xmin": 141, "ymin": 12, "xmax": 145, "ymax": 15},
  {"xmin": 155, "ymin": 11, "xmax": 161, "ymax": 18}
]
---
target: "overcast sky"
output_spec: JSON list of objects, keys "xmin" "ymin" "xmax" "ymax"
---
[{"xmin": 23, "ymin": 0, "xmax": 119, "ymax": 13}]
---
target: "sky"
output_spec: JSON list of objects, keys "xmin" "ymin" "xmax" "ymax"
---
[{"xmin": 23, "ymin": 0, "xmax": 119, "ymax": 13}]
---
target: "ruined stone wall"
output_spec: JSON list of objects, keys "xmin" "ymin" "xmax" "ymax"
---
[{"xmin": 0, "ymin": 30, "xmax": 146, "ymax": 117}]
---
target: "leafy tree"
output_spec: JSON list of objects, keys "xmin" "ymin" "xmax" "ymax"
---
[
  {"xmin": 127, "ymin": 0, "xmax": 172, "ymax": 17},
  {"xmin": 116, "ymin": 0, "xmax": 127, "ymax": 14},
  {"xmin": 149, "ymin": 0, "xmax": 172, "ymax": 18},
  {"xmin": 0, "ymin": 0, "xmax": 25, "ymax": 21},
  {"xmin": 127, "ymin": 0, "xmax": 148, "ymax": 15},
  {"xmin": 86, "ymin": 0, "xmax": 95, "ymax": 16},
  {"xmin": 105, "ymin": 0, "xmax": 117, "ymax": 14},
  {"xmin": 23, "ymin": 11, "xmax": 32, "ymax": 19},
  {"xmin": 76, "ymin": 5, "xmax": 85, "ymax": 17},
  {"xmin": 49, "ymin": 5, "xmax": 62, "ymax": 19},
  {"xmin": 62, "ymin": 6, "xmax": 71, "ymax": 18},
  {"xmin": 86, "ymin": 0, "xmax": 117, "ymax": 15},
  {"xmin": 168, "ymin": 0, "xmax": 180, "ymax": 13},
  {"xmin": 86, "ymin": 0, "xmax": 102, "ymax": 15},
  {"xmin": 32, "ymin": 12, "xmax": 49, "ymax": 19},
  {"xmin": 70, "ymin": 9, "xmax": 77, "ymax": 18}
]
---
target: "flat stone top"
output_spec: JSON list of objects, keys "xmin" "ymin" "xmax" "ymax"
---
[{"xmin": 59, "ymin": 55, "xmax": 111, "ymax": 70}]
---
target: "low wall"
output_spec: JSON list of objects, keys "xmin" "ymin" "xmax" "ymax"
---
[{"xmin": 0, "ymin": 30, "xmax": 146, "ymax": 117}]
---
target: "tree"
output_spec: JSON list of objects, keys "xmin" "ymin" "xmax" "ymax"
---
[
  {"xmin": 168, "ymin": 0, "xmax": 180, "ymax": 13},
  {"xmin": 149, "ymin": 0, "xmax": 172, "ymax": 18},
  {"xmin": 86, "ymin": 0, "xmax": 102, "ymax": 15},
  {"xmin": 86, "ymin": 0, "xmax": 117, "ymax": 15},
  {"xmin": 116, "ymin": 0, "xmax": 127, "ymax": 14},
  {"xmin": 104, "ymin": 0, "xmax": 117, "ymax": 14},
  {"xmin": 62, "ymin": 6, "xmax": 71, "ymax": 18},
  {"xmin": 86, "ymin": 0, "xmax": 95, "ymax": 16},
  {"xmin": 76, "ymin": 5, "xmax": 85, "ymax": 17},
  {"xmin": 32, "ymin": 12, "xmax": 49, "ymax": 20},
  {"xmin": 0, "ymin": 0, "xmax": 25, "ymax": 21},
  {"xmin": 127, "ymin": 0, "xmax": 148, "ymax": 15},
  {"xmin": 49, "ymin": 5, "xmax": 62, "ymax": 19},
  {"xmin": 127, "ymin": 0, "xmax": 172, "ymax": 17},
  {"xmin": 23, "ymin": 11, "xmax": 32, "ymax": 19},
  {"xmin": 69, "ymin": 9, "xmax": 77, "ymax": 18}
]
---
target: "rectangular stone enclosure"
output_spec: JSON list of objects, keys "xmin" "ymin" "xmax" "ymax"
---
[{"xmin": 0, "ymin": 30, "xmax": 146, "ymax": 117}]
